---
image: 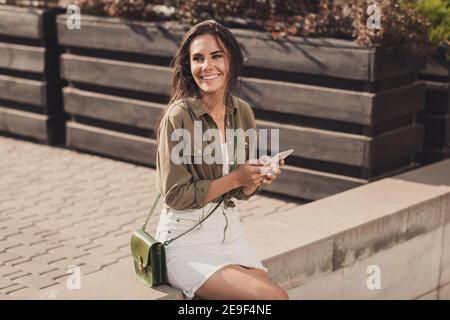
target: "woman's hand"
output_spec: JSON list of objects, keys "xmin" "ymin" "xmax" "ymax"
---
[
  {"xmin": 259, "ymin": 155, "xmax": 284, "ymax": 186},
  {"xmin": 234, "ymin": 155, "xmax": 285, "ymax": 188},
  {"xmin": 234, "ymin": 159, "xmax": 265, "ymax": 188}
]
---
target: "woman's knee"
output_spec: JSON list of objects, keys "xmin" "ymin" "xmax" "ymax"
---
[{"xmin": 263, "ymin": 287, "xmax": 289, "ymax": 300}]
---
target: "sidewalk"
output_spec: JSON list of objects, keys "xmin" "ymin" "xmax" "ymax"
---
[{"xmin": 0, "ymin": 135, "xmax": 303, "ymax": 299}]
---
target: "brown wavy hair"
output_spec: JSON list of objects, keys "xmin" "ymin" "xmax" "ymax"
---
[{"xmin": 153, "ymin": 20, "xmax": 244, "ymax": 161}]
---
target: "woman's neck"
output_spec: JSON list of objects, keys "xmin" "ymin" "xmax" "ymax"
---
[{"xmin": 200, "ymin": 92, "xmax": 226, "ymax": 116}]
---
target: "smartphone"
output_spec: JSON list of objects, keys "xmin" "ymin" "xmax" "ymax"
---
[{"xmin": 262, "ymin": 149, "xmax": 294, "ymax": 167}]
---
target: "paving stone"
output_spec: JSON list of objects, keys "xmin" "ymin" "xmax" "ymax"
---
[
  {"xmin": 30, "ymin": 241, "xmax": 63, "ymax": 253},
  {"xmin": 3, "ymin": 218, "xmax": 34, "ymax": 231},
  {"xmin": 6, "ymin": 270, "xmax": 31, "ymax": 281},
  {"xmin": 0, "ymin": 265, "xmax": 22, "ymax": 277},
  {"xmin": 49, "ymin": 245, "xmax": 88, "ymax": 259},
  {"xmin": 32, "ymin": 253, "xmax": 65, "ymax": 265},
  {"xmin": 0, "ymin": 238, "xmax": 22, "ymax": 252},
  {"xmin": 13, "ymin": 274, "xmax": 57, "ymax": 290},
  {"xmin": 42, "ymin": 232, "xmax": 77, "ymax": 244},
  {"xmin": 14, "ymin": 260, "xmax": 57, "ymax": 275},
  {"xmin": 0, "ymin": 251, "xmax": 22, "ymax": 263},
  {"xmin": 0, "ymin": 278, "xmax": 16, "ymax": 290},
  {"xmin": 0, "ymin": 283, "xmax": 27, "ymax": 295},
  {"xmin": 7, "ymin": 244, "xmax": 46, "ymax": 259},
  {"xmin": 8, "ymin": 286, "xmax": 43, "ymax": 299},
  {"xmin": 0, "ymin": 227, "xmax": 21, "ymax": 240},
  {"xmin": 6, "ymin": 232, "xmax": 45, "ymax": 246}
]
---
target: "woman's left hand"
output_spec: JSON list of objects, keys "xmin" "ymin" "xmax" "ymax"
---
[{"xmin": 258, "ymin": 156, "xmax": 284, "ymax": 185}]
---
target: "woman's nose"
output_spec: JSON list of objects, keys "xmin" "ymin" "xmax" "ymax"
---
[{"xmin": 201, "ymin": 58, "xmax": 213, "ymax": 70}]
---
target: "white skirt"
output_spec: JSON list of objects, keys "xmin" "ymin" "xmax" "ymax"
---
[{"xmin": 155, "ymin": 201, "xmax": 268, "ymax": 299}]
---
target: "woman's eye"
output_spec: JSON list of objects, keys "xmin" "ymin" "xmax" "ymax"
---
[{"xmin": 213, "ymin": 54, "xmax": 222, "ymax": 59}]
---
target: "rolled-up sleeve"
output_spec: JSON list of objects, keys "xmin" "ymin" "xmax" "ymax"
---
[{"xmin": 156, "ymin": 108, "xmax": 211, "ymax": 210}]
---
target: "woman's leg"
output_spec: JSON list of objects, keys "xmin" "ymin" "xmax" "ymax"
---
[{"xmin": 195, "ymin": 264, "xmax": 289, "ymax": 300}]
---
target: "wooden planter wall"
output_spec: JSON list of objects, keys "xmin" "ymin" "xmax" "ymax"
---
[
  {"xmin": 56, "ymin": 15, "xmax": 425, "ymax": 201},
  {"xmin": 416, "ymin": 57, "xmax": 450, "ymax": 164},
  {"xmin": 0, "ymin": 5, "xmax": 65, "ymax": 144}
]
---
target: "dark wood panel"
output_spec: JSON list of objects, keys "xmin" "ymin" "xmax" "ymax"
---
[
  {"xmin": 368, "ymin": 124, "xmax": 424, "ymax": 168},
  {"xmin": 63, "ymin": 87, "xmax": 164, "ymax": 130},
  {"xmin": 259, "ymin": 164, "xmax": 365, "ymax": 200},
  {"xmin": 418, "ymin": 114, "xmax": 450, "ymax": 148},
  {"xmin": 0, "ymin": 75, "xmax": 45, "ymax": 107},
  {"xmin": 0, "ymin": 6, "xmax": 43, "ymax": 39},
  {"xmin": 0, "ymin": 43, "xmax": 45, "ymax": 73},
  {"xmin": 60, "ymin": 54, "xmax": 171, "ymax": 95},
  {"xmin": 66, "ymin": 121, "xmax": 157, "ymax": 166},
  {"xmin": 256, "ymin": 119, "xmax": 367, "ymax": 167},
  {"xmin": 0, "ymin": 106, "xmax": 48, "ymax": 140}
]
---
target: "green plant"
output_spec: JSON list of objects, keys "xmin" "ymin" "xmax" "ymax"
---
[{"xmin": 411, "ymin": 0, "xmax": 449, "ymax": 60}]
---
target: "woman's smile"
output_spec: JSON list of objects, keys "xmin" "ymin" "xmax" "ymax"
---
[{"xmin": 200, "ymin": 74, "xmax": 221, "ymax": 83}]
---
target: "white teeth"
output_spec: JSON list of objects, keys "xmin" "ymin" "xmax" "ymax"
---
[{"xmin": 201, "ymin": 75, "xmax": 219, "ymax": 80}]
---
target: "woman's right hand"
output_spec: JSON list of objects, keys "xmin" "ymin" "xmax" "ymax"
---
[{"xmin": 234, "ymin": 159, "xmax": 265, "ymax": 188}]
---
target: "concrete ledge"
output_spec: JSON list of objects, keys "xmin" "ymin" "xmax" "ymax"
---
[{"xmin": 243, "ymin": 159, "xmax": 450, "ymax": 299}]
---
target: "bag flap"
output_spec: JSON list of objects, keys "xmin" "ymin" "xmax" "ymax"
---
[{"xmin": 130, "ymin": 229, "xmax": 160, "ymax": 268}]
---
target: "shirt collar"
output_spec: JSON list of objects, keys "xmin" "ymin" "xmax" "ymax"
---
[{"xmin": 187, "ymin": 96, "xmax": 237, "ymax": 118}]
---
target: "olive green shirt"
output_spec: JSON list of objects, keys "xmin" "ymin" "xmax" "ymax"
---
[{"xmin": 156, "ymin": 95, "xmax": 262, "ymax": 210}]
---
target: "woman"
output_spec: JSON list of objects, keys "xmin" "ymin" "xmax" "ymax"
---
[{"xmin": 154, "ymin": 20, "xmax": 288, "ymax": 300}]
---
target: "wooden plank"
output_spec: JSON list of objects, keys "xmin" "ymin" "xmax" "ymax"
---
[
  {"xmin": 423, "ymin": 81, "xmax": 450, "ymax": 115},
  {"xmin": 239, "ymin": 77, "xmax": 373, "ymax": 125},
  {"xmin": 418, "ymin": 114, "xmax": 450, "ymax": 148},
  {"xmin": 368, "ymin": 124, "xmax": 424, "ymax": 168},
  {"xmin": 256, "ymin": 119, "xmax": 368, "ymax": 167},
  {"xmin": 257, "ymin": 119, "xmax": 423, "ymax": 169},
  {"xmin": 240, "ymin": 35, "xmax": 370, "ymax": 80},
  {"xmin": 372, "ymin": 82, "xmax": 425, "ymax": 122},
  {"xmin": 0, "ymin": 106, "xmax": 48, "ymax": 140},
  {"xmin": 63, "ymin": 88, "xmax": 165, "ymax": 130},
  {"xmin": 60, "ymin": 54, "xmax": 171, "ymax": 94},
  {"xmin": 66, "ymin": 121, "xmax": 157, "ymax": 166},
  {"xmin": 372, "ymin": 45, "xmax": 425, "ymax": 81},
  {"xmin": 416, "ymin": 147, "xmax": 450, "ymax": 165},
  {"xmin": 56, "ymin": 15, "xmax": 183, "ymax": 58},
  {"xmin": 0, "ymin": 43, "xmax": 45, "ymax": 73},
  {"xmin": 0, "ymin": 75, "xmax": 45, "ymax": 107},
  {"xmin": 241, "ymin": 78, "xmax": 424, "ymax": 125},
  {"xmin": 420, "ymin": 56, "xmax": 449, "ymax": 81},
  {"xmin": 0, "ymin": 5, "xmax": 43, "ymax": 39},
  {"xmin": 259, "ymin": 164, "xmax": 365, "ymax": 201}
]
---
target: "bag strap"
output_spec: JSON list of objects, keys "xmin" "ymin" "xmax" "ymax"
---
[{"xmin": 142, "ymin": 134, "xmax": 238, "ymax": 246}]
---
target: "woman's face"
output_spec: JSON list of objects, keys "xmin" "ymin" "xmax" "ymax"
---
[{"xmin": 189, "ymin": 34, "xmax": 229, "ymax": 98}]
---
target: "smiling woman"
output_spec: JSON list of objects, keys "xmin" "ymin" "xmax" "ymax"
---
[{"xmin": 152, "ymin": 20, "xmax": 288, "ymax": 300}]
